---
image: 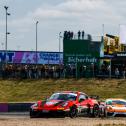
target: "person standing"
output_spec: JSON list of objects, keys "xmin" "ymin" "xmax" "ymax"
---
[
  {"xmin": 82, "ymin": 30, "xmax": 85, "ymax": 39},
  {"xmin": 115, "ymin": 68, "xmax": 119, "ymax": 78},
  {"xmin": 78, "ymin": 31, "xmax": 81, "ymax": 39},
  {"xmin": 122, "ymin": 68, "xmax": 126, "ymax": 79}
]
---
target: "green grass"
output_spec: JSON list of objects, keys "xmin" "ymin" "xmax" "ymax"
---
[{"xmin": 0, "ymin": 78, "xmax": 126, "ymax": 102}]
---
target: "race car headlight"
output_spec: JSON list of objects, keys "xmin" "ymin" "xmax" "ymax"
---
[
  {"xmin": 61, "ymin": 102, "xmax": 68, "ymax": 107},
  {"xmin": 107, "ymin": 106, "xmax": 112, "ymax": 110},
  {"xmin": 32, "ymin": 103, "xmax": 38, "ymax": 107}
]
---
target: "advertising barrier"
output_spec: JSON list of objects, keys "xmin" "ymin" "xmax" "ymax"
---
[
  {"xmin": 0, "ymin": 51, "xmax": 63, "ymax": 65},
  {"xmin": 8, "ymin": 103, "xmax": 34, "ymax": 112},
  {"xmin": 0, "ymin": 103, "xmax": 8, "ymax": 112}
]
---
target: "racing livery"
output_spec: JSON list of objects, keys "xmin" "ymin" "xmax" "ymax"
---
[
  {"xmin": 30, "ymin": 91, "xmax": 99, "ymax": 118},
  {"xmin": 100, "ymin": 98, "xmax": 126, "ymax": 117}
]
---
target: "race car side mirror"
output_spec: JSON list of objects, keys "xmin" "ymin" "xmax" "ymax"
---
[
  {"xmin": 45, "ymin": 96, "xmax": 49, "ymax": 101},
  {"xmin": 79, "ymin": 98, "xmax": 85, "ymax": 103}
]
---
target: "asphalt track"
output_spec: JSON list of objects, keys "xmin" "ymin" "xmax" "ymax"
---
[{"xmin": 0, "ymin": 112, "xmax": 126, "ymax": 126}]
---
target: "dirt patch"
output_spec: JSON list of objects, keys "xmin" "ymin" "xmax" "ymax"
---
[{"xmin": 0, "ymin": 117, "xmax": 126, "ymax": 126}]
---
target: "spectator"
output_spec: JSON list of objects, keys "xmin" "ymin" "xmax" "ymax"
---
[
  {"xmin": 70, "ymin": 32, "xmax": 73, "ymax": 40},
  {"xmin": 87, "ymin": 34, "xmax": 92, "ymax": 41},
  {"xmin": 122, "ymin": 68, "xmax": 126, "ymax": 79},
  {"xmin": 63, "ymin": 31, "xmax": 67, "ymax": 40},
  {"xmin": 82, "ymin": 31, "xmax": 85, "ymax": 39},
  {"xmin": 78, "ymin": 31, "xmax": 81, "ymax": 39},
  {"xmin": 115, "ymin": 68, "xmax": 119, "ymax": 78}
]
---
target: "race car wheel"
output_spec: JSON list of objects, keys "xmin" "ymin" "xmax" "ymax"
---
[
  {"xmin": 104, "ymin": 110, "xmax": 108, "ymax": 117},
  {"xmin": 87, "ymin": 104, "xmax": 91, "ymax": 116},
  {"xmin": 92, "ymin": 105, "xmax": 99, "ymax": 117},
  {"xmin": 69, "ymin": 106, "xmax": 77, "ymax": 118},
  {"xmin": 30, "ymin": 109, "xmax": 39, "ymax": 118},
  {"xmin": 104, "ymin": 111, "xmax": 113, "ymax": 117},
  {"xmin": 99, "ymin": 108, "xmax": 105, "ymax": 118}
]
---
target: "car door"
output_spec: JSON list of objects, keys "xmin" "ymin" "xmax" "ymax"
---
[{"xmin": 77, "ymin": 94, "xmax": 88, "ymax": 114}]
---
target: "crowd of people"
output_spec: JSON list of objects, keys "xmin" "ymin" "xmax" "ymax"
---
[
  {"xmin": 63, "ymin": 31, "xmax": 92, "ymax": 40},
  {"xmin": 0, "ymin": 64, "xmax": 89, "ymax": 79},
  {"xmin": 0, "ymin": 64, "xmax": 63, "ymax": 79},
  {"xmin": 0, "ymin": 63, "xmax": 126, "ymax": 79},
  {"xmin": 99, "ymin": 63, "xmax": 126, "ymax": 79}
]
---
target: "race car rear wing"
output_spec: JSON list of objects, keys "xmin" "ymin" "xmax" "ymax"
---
[{"xmin": 89, "ymin": 95, "xmax": 99, "ymax": 100}]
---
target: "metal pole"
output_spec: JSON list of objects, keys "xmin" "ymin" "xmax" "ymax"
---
[
  {"xmin": 91, "ymin": 63, "xmax": 94, "ymax": 78},
  {"xmin": 100, "ymin": 24, "xmax": 105, "ymax": 73},
  {"xmin": 76, "ymin": 55, "xmax": 78, "ymax": 79},
  {"xmin": 102, "ymin": 24, "xmax": 104, "ymax": 37},
  {"xmin": 118, "ymin": 24, "xmax": 120, "ymax": 47},
  {"xmin": 4, "ymin": 6, "xmax": 10, "ymax": 66},
  {"xmin": 109, "ymin": 59, "xmax": 111, "ymax": 78},
  {"xmin": 6, "ymin": 8, "xmax": 7, "ymax": 65},
  {"xmin": 36, "ymin": 21, "xmax": 38, "ymax": 66},
  {"xmin": 59, "ymin": 32, "xmax": 61, "ymax": 64},
  {"xmin": 59, "ymin": 32, "xmax": 61, "ymax": 78},
  {"xmin": 5, "ymin": 6, "xmax": 8, "ymax": 65}
]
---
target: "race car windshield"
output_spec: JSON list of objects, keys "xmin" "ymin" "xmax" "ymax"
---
[
  {"xmin": 106, "ymin": 100, "xmax": 126, "ymax": 105},
  {"xmin": 112, "ymin": 100, "xmax": 126, "ymax": 105},
  {"xmin": 49, "ymin": 93, "xmax": 77, "ymax": 101}
]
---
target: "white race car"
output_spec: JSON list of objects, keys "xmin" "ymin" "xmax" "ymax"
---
[{"xmin": 100, "ymin": 98, "xmax": 126, "ymax": 117}]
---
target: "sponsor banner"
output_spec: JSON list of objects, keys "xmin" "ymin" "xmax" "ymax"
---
[
  {"xmin": 67, "ymin": 56, "xmax": 97, "ymax": 63},
  {"xmin": 0, "ymin": 51, "xmax": 63, "ymax": 64},
  {"xmin": 120, "ymin": 25, "xmax": 126, "ymax": 44},
  {"xmin": 8, "ymin": 103, "xmax": 33, "ymax": 112},
  {"xmin": 115, "ymin": 52, "xmax": 126, "ymax": 57},
  {"xmin": 65, "ymin": 54, "xmax": 97, "ymax": 63},
  {"xmin": 0, "ymin": 103, "xmax": 8, "ymax": 112}
]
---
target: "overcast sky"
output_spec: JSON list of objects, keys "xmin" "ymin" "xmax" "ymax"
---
[{"xmin": 0, "ymin": 0, "xmax": 126, "ymax": 52}]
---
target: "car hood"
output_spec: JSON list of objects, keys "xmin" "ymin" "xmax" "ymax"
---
[
  {"xmin": 41, "ymin": 100, "xmax": 65, "ymax": 107},
  {"xmin": 108, "ymin": 104, "xmax": 126, "ymax": 110}
]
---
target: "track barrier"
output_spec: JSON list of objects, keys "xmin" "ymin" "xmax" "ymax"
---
[
  {"xmin": 0, "ymin": 103, "xmax": 34, "ymax": 112},
  {"xmin": 0, "ymin": 103, "xmax": 8, "ymax": 112}
]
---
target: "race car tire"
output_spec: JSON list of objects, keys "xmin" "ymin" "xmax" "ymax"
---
[
  {"xmin": 30, "ymin": 109, "xmax": 40, "ymax": 118},
  {"xmin": 104, "ymin": 111, "xmax": 113, "ymax": 117},
  {"xmin": 104, "ymin": 109, "xmax": 110, "ymax": 117},
  {"xmin": 92, "ymin": 104, "xmax": 99, "ymax": 117},
  {"xmin": 104, "ymin": 111, "xmax": 107, "ymax": 117},
  {"xmin": 87, "ymin": 104, "xmax": 91, "ymax": 116},
  {"xmin": 98, "ymin": 106, "xmax": 105, "ymax": 118},
  {"xmin": 69, "ymin": 106, "xmax": 77, "ymax": 118}
]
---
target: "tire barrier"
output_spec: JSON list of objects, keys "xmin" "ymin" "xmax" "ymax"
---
[
  {"xmin": 0, "ymin": 103, "xmax": 35, "ymax": 112},
  {"xmin": 0, "ymin": 103, "xmax": 8, "ymax": 112}
]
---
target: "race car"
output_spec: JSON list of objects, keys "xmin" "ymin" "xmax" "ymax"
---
[
  {"xmin": 100, "ymin": 98, "xmax": 126, "ymax": 117},
  {"xmin": 30, "ymin": 91, "xmax": 100, "ymax": 118}
]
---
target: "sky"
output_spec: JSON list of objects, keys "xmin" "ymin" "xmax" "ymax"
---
[{"xmin": 0, "ymin": 0, "xmax": 126, "ymax": 52}]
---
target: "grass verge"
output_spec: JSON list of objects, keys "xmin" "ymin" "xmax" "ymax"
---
[{"xmin": 0, "ymin": 78, "xmax": 126, "ymax": 102}]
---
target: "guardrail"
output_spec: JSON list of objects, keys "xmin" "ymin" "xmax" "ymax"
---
[{"xmin": 0, "ymin": 103, "xmax": 34, "ymax": 112}]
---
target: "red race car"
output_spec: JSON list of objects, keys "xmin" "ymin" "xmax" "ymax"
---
[{"xmin": 30, "ymin": 91, "xmax": 99, "ymax": 118}]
